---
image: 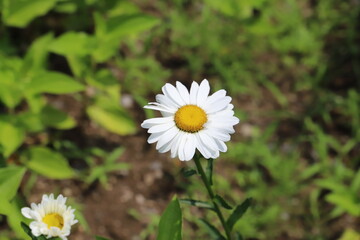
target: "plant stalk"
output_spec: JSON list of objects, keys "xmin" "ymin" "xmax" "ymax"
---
[{"xmin": 193, "ymin": 154, "xmax": 232, "ymax": 240}]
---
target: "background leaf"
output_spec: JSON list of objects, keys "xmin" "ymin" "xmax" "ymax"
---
[
  {"xmin": 87, "ymin": 105, "xmax": 137, "ymax": 135},
  {"xmin": 23, "ymin": 147, "xmax": 74, "ymax": 179},
  {"xmin": 26, "ymin": 72, "xmax": 85, "ymax": 95},
  {"xmin": 0, "ymin": 166, "xmax": 25, "ymax": 203},
  {"xmin": 2, "ymin": 0, "xmax": 57, "ymax": 27},
  {"xmin": 0, "ymin": 120, "xmax": 25, "ymax": 158}
]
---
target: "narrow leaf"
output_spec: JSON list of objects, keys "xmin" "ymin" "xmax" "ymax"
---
[
  {"xmin": 181, "ymin": 168, "xmax": 197, "ymax": 178},
  {"xmin": 226, "ymin": 198, "xmax": 252, "ymax": 231},
  {"xmin": 21, "ymin": 222, "xmax": 37, "ymax": 240},
  {"xmin": 179, "ymin": 199, "xmax": 214, "ymax": 210},
  {"xmin": 157, "ymin": 197, "xmax": 182, "ymax": 240},
  {"xmin": 199, "ymin": 219, "xmax": 226, "ymax": 240},
  {"xmin": 214, "ymin": 195, "xmax": 233, "ymax": 210}
]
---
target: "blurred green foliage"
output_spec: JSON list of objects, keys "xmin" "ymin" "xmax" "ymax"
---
[{"xmin": 0, "ymin": 0, "xmax": 359, "ymax": 239}]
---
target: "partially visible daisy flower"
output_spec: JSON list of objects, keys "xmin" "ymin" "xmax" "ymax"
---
[
  {"xmin": 141, "ymin": 79, "xmax": 239, "ymax": 161},
  {"xmin": 21, "ymin": 194, "xmax": 78, "ymax": 240}
]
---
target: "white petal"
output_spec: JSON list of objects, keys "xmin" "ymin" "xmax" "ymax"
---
[
  {"xmin": 189, "ymin": 81, "xmax": 199, "ymax": 104},
  {"xmin": 147, "ymin": 132, "xmax": 163, "ymax": 144},
  {"xmin": 163, "ymin": 83, "xmax": 185, "ymax": 106},
  {"xmin": 214, "ymin": 138, "xmax": 227, "ymax": 152},
  {"xmin": 176, "ymin": 81, "xmax": 190, "ymax": 104},
  {"xmin": 195, "ymin": 133, "xmax": 211, "ymax": 158},
  {"xmin": 141, "ymin": 117, "xmax": 173, "ymax": 129},
  {"xmin": 197, "ymin": 79, "xmax": 210, "ymax": 107},
  {"xmin": 144, "ymin": 104, "xmax": 176, "ymax": 113},
  {"xmin": 198, "ymin": 131, "xmax": 219, "ymax": 152},
  {"xmin": 183, "ymin": 134, "xmax": 196, "ymax": 161},
  {"xmin": 156, "ymin": 94, "xmax": 178, "ymax": 109},
  {"xmin": 177, "ymin": 134, "xmax": 187, "ymax": 161},
  {"xmin": 21, "ymin": 207, "xmax": 32, "ymax": 219},
  {"xmin": 206, "ymin": 89, "xmax": 226, "ymax": 105},
  {"xmin": 204, "ymin": 96, "xmax": 232, "ymax": 113},
  {"xmin": 148, "ymin": 121, "xmax": 175, "ymax": 133},
  {"xmin": 156, "ymin": 127, "xmax": 179, "ymax": 150},
  {"xmin": 204, "ymin": 129, "xmax": 231, "ymax": 142},
  {"xmin": 171, "ymin": 131, "xmax": 184, "ymax": 158}
]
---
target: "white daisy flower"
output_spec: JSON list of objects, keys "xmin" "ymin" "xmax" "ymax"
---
[
  {"xmin": 21, "ymin": 194, "xmax": 78, "ymax": 240},
  {"xmin": 141, "ymin": 79, "xmax": 239, "ymax": 161}
]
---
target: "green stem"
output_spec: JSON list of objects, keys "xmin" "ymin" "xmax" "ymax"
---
[{"xmin": 193, "ymin": 154, "xmax": 232, "ymax": 240}]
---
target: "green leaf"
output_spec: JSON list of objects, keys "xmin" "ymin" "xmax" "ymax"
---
[
  {"xmin": 0, "ymin": 70, "xmax": 23, "ymax": 108},
  {"xmin": 206, "ymin": 158, "xmax": 214, "ymax": 185},
  {"xmin": 338, "ymin": 228, "xmax": 360, "ymax": 240},
  {"xmin": 2, "ymin": 0, "xmax": 57, "ymax": 27},
  {"xmin": 199, "ymin": 219, "xmax": 226, "ymax": 240},
  {"xmin": 326, "ymin": 193, "xmax": 360, "ymax": 216},
  {"xmin": 0, "ymin": 166, "xmax": 25, "ymax": 203},
  {"xmin": 179, "ymin": 199, "xmax": 214, "ymax": 210},
  {"xmin": 21, "ymin": 222, "xmax": 37, "ymax": 240},
  {"xmin": 157, "ymin": 197, "xmax": 182, "ymax": 240},
  {"xmin": 106, "ymin": 147, "xmax": 125, "ymax": 164},
  {"xmin": 181, "ymin": 168, "xmax": 197, "ymax": 178},
  {"xmin": 40, "ymin": 105, "xmax": 76, "ymax": 129},
  {"xmin": 22, "ymin": 33, "xmax": 54, "ymax": 74},
  {"xmin": 95, "ymin": 236, "xmax": 111, "ymax": 240},
  {"xmin": 214, "ymin": 195, "xmax": 233, "ymax": 210},
  {"xmin": 26, "ymin": 72, "xmax": 85, "ymax": 95},
  {"xmin": 23, "ymin": 147, "xmax": 74, "ymax": 179},
  {"xmin": 49, "ymin": 32, "xmax": 96, "ymax": 56},
  {"xmin": 105, "ymin": 14, "xmax": 160, "ymax": 42},
  {"xmin": 0, "ymin": 120, "xmax": 25, "ymax": 157},
  {"xmin": 6, "ymin": 197, "xmax": 28, "ymax": 239},
  {"xmin": 87, "ymin": 105, "xmax": 136, "ymax": 135},
  {"xmin": 351, "ymin": 170, "xmax": 360, "ymax": 194},
  {"xmin": 226, "ymin": 198, "xmax": 252, "ymax": 231}
]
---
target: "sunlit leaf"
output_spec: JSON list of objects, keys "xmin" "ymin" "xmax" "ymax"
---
[
  {"xmin": 23, "ymin": 147, "xmax": 74, "ymax": 179},
  {"xmin": 40, "ymin": 105, "xmax": 76, "ymax": 129},
  {"xmin": 0, "ymin": 69, "xmax": 23, "ymax": 108},
  {"xmin": 26, "ymin": 72, "xmax": 85, "ymax": 95},
  {"xmin": 326, "ymin": 193, "xmax": 360, "ymax": 216},
  {"xmin": 87, "ymin": 105, "xmax": 136, "ymax": 135},
  {"xmin": 49, "ymin": 32, "xmax": 96, "ymax": 56},
  {"xmin": 0, "ymin": 166, "xmax": 25, "ymax": 202},
  {"xmin": 0, "ymin": 120, "xmax": 25, "ymax": 157},
  {"xmin": 2, "ymin": 0, "xmax": 57, "ymax": 27}
]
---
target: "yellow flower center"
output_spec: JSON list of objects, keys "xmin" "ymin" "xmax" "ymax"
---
[
  {"xmin": 43, "ymin": 213, "xmax": 64, "ymax": 229},
  {"xmin": 174, "ymin": 105, "xmax": 207, "ymax": 133}
]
